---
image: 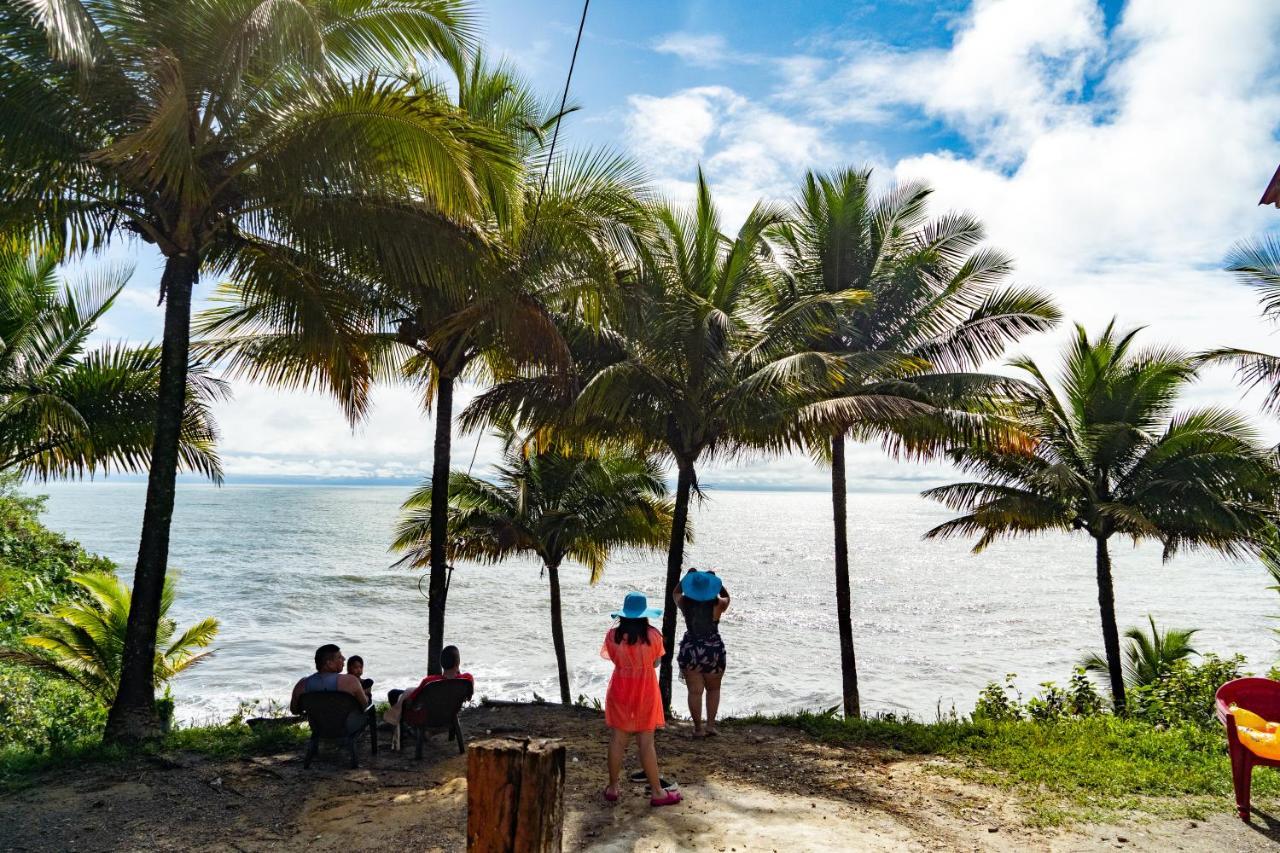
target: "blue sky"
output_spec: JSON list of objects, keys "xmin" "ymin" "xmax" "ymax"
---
[{"xmin": 86, "ymin": 0, "xmax": 1280, "ymax": 488}]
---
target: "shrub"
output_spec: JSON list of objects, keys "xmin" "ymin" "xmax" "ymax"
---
[
  {"xmin": 0, "ymin": 473, "xmax": 114, "ymax": 647},
  {"xmin": 974, "ymin": 669, "xmax": 1105, "ymax": 723},
  {"xmin": 0, "ymin": 664, "xmax": 105, "ymax": 752},
  {"xmin": 974, "ymin": 673, "xmax": 1023, "ymax": 722},
  {"xmin": 1129, "ymin": 653, "xmax": 1245, "ymax": 729}
]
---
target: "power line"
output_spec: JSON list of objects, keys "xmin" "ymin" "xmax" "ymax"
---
[{"xmin": 466, "ymin": 0, "xmax": 591, "ymax": 477}]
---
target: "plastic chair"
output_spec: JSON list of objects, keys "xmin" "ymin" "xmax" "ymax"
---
[
  {"xmin": 299, "ymin": 691, "xmax": 377, "ymax": 769},
  {"xmin": 1215, "ymin": 677, "xmax": 1280, "ymax": 820},
  {"xmin": 402, "ymin": 677, "xmax": 473, "ymax": 759}
]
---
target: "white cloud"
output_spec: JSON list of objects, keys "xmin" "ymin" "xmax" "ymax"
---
[
  {"xmin": 625, "ymin": 86, "xmax": 846, "ymax": 226},
  {"xmin": 788, "ymin": 0, "xmax": 1105, "ymax": 158},
  {"xmin": 652, "ymin": 32, "xmax": 732, "ymax": 67}
]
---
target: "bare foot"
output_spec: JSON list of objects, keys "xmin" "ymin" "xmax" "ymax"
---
[
  {"xmin": 704, "ymin": 725, "xmax": 718, "ymax": 737},
  {"xmin": 691, "ymin": 726, "xmax": 706, "ymax": 738}
]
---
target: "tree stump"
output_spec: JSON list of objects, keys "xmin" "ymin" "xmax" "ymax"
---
[{"xmin": 467, "ymin": 737, "xmax": 565, "ymax": 852}]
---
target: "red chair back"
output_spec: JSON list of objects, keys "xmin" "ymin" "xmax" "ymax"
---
[{"xmin": 1216, "ymin": 678, "xmax": 1280, "ymax": 724}]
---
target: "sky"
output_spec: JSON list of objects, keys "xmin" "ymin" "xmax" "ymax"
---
[{"xmin": 84, "ymin": 0, "xmax": 1280, "ymax": 490}]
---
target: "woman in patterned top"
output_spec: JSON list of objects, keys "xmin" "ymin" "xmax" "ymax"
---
[{"xmin": 673, "ymin": 568, "xmax": 731, "ymax": 737}]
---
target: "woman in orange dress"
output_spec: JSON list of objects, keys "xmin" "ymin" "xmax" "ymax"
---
[{"xmin": 600, "ymin": 592, "xmax": 682, "ymax": 807}]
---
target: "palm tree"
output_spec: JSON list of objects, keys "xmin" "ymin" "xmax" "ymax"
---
[
  {"xmin": 1, "ymin": 0, "xmax": 503, "ymax": 741},
  {"xmin": 0, "ymin": 572, "xmax": 218, "ymax": 705},
  {"xmin": 391, "ymin": 432, "xmax": 674, "ymax": 703},
  {"xmin": 924, "ymin": 323, "xmax": 1279, "ymax": 712},
  {"xmin": 1203, "ymin": 236, "xmax": 1280, "ymax": 413},
  {"xmin": 536, "ymin": 171, "xmax": 858, "ymax": 708},
  {"xmin": 0, "ymin": 240, "xmax": 225, "ymax": 479},
  {"xmin": 1081, "ymin": 615, "xmax": 1198, "ymax": 690},
  {"xmin": 768, "ymin": 167, "xmax": 1060, "ymax": 716},
  {"xmin": 197, "ymin": 58, "xmax": 647, "ymax": 675}
]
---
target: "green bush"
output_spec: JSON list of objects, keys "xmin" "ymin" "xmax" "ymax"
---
[
  {"xmin": 974, "ymin": 669, "xmax": 1106, "ymax": 723},
  {"xmin": 0, "ymin": 474, "xmax": 114, "ymax": 647},
  {"xmin": 1129, "ymin": 653, "xmax": 1245, "ymax": 729},
  {"xmin": 0, "ymin": 664, "xmax": 105, "ymax": 752}
]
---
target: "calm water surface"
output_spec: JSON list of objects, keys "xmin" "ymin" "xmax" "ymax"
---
[{"xmin": 34, "ymin": 482, "xmax": 1279, "ymax": 722}]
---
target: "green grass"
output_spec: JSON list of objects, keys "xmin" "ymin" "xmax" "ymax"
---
[
  {"xmin": 0, "ymin": 720, "xmax": 307, "ymax": 792},
  {"xmin": 741, "ymin": 711, "xmax": 1278, "ymax": 823}
]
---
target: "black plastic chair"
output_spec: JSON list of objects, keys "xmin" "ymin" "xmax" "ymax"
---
[
  {"xmin": 402, "ymin": 678, "xmax": 473, "ymax": 758},
  {"xmin": 299, "ymin": 691, "xmax": 377, "ymax": 768}
]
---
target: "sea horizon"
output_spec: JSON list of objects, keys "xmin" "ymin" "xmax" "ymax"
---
[{"xmin": 36, "ymin": 480, "xmax": 1280, "ymax": 725}]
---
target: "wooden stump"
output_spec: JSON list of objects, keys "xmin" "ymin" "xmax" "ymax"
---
[{"xmin": 467, "ymin": 737, "xmax": 565, "ymax": 852}]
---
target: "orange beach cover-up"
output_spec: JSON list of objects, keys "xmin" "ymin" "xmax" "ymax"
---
[{"xmin": 600, "ymin": 626, "xmax": 666, "ymax": 733}]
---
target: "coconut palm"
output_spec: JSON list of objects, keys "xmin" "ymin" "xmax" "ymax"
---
[
  {"xmin": 1202, "ymin": 236, "xmax": 1280, "ymax": 414},
  {"xmin": 0, "ymin": 0, "xmax": 507, "ymax": 740},
  {"xmin": 1081, "ymin": 616, "xmax": 1198, "ymax": 690},
  {"xmin": 769, "ymin": 167, "xmax": 1061, "ymax": 716},
  {"xmin": 924, "ymin": 323, "xmax": 1280, "ymax": 712},
  {"xmin": 517, "ymin": 171, "xmax": 863, "ymax": 708},
  {"xmin": 0, "ymin": 571, "xmax": 218, "ymax": 705},
  {"xmin": 0, "ymin": 240, "xmax": 225, "ymax": 479},
  {"xmin": 391, "ymin": 432, "xmax": 674, "ymax": 703},
  {"xmin": 197, "ymin": 58, "xmax": 647, "ymax": 675}
]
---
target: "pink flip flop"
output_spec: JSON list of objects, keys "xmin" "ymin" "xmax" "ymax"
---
[
  {"xmin": 603, "ymin": 786, "xmax": 619, "ymax": 803},
  {"xmin": 650, "ymin": 790, "xmax": 682, "ymax": 807}
]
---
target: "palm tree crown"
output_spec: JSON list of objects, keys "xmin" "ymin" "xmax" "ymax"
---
[
  {"xmin": 769, "ymin": 167, "xmax": 1061, "ymax": 717},
  {"xmin": 1081, "ymin": 615, "xmax": 1198, "ymax": 690},
  {"xmin": 0, "ymin": 240, "xmax": 226, "ymax": 480},
  {"xmin": 0, "ymin": 571, "xmax": 218, "ymax": 705},
  {"xmin": 391, "ymin": 431, "xmax": 673, "ymax": 703},
  {"xmin": 925, "ymin": 322, "xmax": 1279, "ymax": 710}
]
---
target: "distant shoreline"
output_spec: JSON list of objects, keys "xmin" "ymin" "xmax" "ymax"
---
[{"xmin": 30, "ymin": 476, "xmax": 942, "ymax": 493}]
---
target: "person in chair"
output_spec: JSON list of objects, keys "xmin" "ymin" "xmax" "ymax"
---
[{"xmin": 290, "ymin": 644, "xmax": 370, "ymax": 714}]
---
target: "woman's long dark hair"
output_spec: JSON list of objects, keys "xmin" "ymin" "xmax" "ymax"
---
[{"xmin": 613, "ymin": 617, "xmax": 651, "ymax": 645}]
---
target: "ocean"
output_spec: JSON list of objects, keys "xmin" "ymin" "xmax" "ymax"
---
[{"xmin": 32, "ymin": 481, "xmax": 1279, "ymax": 722}]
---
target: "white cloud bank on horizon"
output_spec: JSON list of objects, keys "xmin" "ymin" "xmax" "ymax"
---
[{"xmin": 84, "ymin": 0, "xmax": 1280, "ymax": 489}]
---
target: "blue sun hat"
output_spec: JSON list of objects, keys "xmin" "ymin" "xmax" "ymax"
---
[
  {"xmin": 611, "ymin": 591, "xmax": 662, "ymax": 620},
  {"xmin": 681, "ymin": 569, "xmax": 723, "ymax": 602}
]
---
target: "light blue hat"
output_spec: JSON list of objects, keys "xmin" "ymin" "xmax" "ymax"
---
[
  {"xmin": 611, "ymin": 591, "xmax": 661, "ymax": 620},
  {"xmin": 681, "ymin": 570, "xmax": 722, "ymax": 602}
]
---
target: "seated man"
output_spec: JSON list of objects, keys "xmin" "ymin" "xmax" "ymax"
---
[
  {"xmin": 385, "ymin": 645, "xmax": 473, "ymax": 731},
  {"xmin": 347, "ymin": 654, "xmax": 374, "ymax": 697},
  {"xmin": 290, "ymin": 643, "xmax": 370, "ymax": 714}
]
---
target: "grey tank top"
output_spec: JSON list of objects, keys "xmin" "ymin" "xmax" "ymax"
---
[{"xmin": 304, "ymin": 672, "xmax": 341, "ymax": 692}]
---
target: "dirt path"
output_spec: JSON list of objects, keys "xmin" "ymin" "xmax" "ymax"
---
[{"xmin": 2, "ymin": 704, "xmax": 1277, "ymax": 852}]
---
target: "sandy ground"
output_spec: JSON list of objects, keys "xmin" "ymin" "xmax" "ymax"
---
[{"xmin": 2, "ymin": 703, "xmax": 1278, "ymax": 852}]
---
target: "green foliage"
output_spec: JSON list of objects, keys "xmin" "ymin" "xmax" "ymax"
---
[
  {"xmin": 0, "ymin": 240, "xmax": 226, "ymax": 480},
  {"xmin": 0, "ymin": 472, "xmax": 113, "ymax": 647},
  {"xmin": 392, "ymin": 430, "xmax": 674, "ymax": 581},
  {"xmin": 0, "ymin": 571, "xmax": 219, "ymax": 704},
  {"xmin": 974, "ymin": 674, "xmax": 1023, "ymax": 723},
  {"xmin": 0, "ymin": 663, "xmax": 106, "ymax": 753},
  {"xmin": 926, "ymin": 322, "xmax": 1280, "ymax": 709},
  {"xmin": 974, "ymin": 669, "xmax": 1105, "ymax": 723},
  {"xmin": 753, "ymin": 708, "xmax": 1278, "ymax": 812},
  {"xmin": 1081, "ymin": 616, "xmax": 1199, "ymax": 690},
  {"xmin": 1128, "ymin": 653, "xmax": 1245, "ymax": 730}
]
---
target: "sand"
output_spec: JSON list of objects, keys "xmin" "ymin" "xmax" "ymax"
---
[{"xmin": 1, "ymin": 703, "xmax": 1277, "ymax": 852}]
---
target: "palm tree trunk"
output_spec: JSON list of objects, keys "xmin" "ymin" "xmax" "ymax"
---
[
  {"xmin": 547, "ymin": 564, "xmax": 571, "ymax": 704},
  {"xmin": 831, "ymin": 431, "xmax": 860, "ymax": 718},
  {"xmin": 104, "ymin": 252, "xmax": 198, "ymax": 745},
  {"xmin": 1094, "ymin": 534, "xmax": 1127, "ymax": 713},
  {"xmin": 427, "ymin": 373, "xmax": 454, "ymax": 676},
  {"xmin": 659, "ymin": 458, "xmax": 695, "ymax": 713}
]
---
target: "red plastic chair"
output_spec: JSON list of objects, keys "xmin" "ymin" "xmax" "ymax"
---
[{"xmin": 1215, "ymin": 677, "xmax": 1280, "ymax": 820}]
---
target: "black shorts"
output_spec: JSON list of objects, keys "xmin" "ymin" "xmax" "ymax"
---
[{"xmin": 677, "ymin": 632, "xmax": 726, "ymax": 675}]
